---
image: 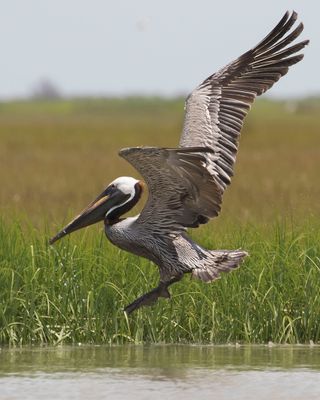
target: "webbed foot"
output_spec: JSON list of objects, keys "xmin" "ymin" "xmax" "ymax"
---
[{"xmin": 124, "ymin": 274, "xmax": 183, "ymax": 315}]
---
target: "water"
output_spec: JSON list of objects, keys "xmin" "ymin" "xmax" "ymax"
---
[{"xmin": 0, "ymin": 345, "xmax": 319, "ymax": 400}]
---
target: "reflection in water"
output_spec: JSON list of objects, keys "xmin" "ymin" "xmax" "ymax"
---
[
  {"xmin": 1, "ymin": 344, "xmax": 319, "ymax": 376},
  {"xmin": 0, "ymin": 345, "xmax": 320, "ymax": 400}
]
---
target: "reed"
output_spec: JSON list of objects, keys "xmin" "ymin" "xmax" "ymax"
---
[{"xmin": 0, "ymin": 217, "xmax": 319, "ymax": 345}]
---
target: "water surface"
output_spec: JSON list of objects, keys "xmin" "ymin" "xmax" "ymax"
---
[{"xmin": 0, "ymin": 345, "xmax": 319, "ymax": 400}]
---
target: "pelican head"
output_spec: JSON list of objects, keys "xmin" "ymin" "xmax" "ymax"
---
[{"xmin": 49, "ymin": 176, "xmax": 143, "ymax": 245}]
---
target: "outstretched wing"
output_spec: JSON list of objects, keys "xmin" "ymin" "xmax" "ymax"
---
[
  {"xmin": 120, "ymin": 147, "xmax": 222, "ymax": 232},
  {"xmin": 180, "ymin": 10, "xmax": 308, "ymax": 192},
  {"xmin": 120, "ymin": 11, "xmax": 308, "ymax": 235}
]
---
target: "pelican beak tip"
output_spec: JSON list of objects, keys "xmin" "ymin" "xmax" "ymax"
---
[{"xmin": 49, "ymin": 229, "xmax": 67, "ymax": 245}]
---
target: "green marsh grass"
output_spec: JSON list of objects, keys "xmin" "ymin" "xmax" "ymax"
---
[
  {"xmin": 0, "ymin": 218, "xmax": 319, "ymax": 345},
  {"xmin": 0, "ymin": 97, "xmax": 319, "ymax": 345}
]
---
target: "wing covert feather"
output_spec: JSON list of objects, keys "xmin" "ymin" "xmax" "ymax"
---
[{"xmin": 119, "ymin": 147, "xmax": 222, "ymax": 233}]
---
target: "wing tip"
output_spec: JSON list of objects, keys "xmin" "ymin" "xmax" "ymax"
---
[
  {"xmin": 119, "ymin": 146, "xmax": 164, "ymax": 161},
  {"xmin": 301, "ymin": 38, "xmax": 310, "ymax": 47},
  {"xmin": 290, "ymin": 10, "xmax": 298, "ymax": 21},
  {"xmin": 119, "ymin": 146, "xmax": 143, "ymax": 157},
  {"xmin": 118, "ymin": 147, "xmax": 129, "ymax": 158},
  {"xmin": 255, "ymin": 10, "xmax": 304, "ymax": 53}
]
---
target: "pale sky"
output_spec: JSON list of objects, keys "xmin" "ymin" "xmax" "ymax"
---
[{"xmin": 0, "ymin": 0, "xmax": 317, "ymax": 99}]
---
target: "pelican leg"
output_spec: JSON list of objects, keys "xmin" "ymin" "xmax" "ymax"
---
[{"xmin": 124, "ymin": 273, "xmax": 183, "ymax": 315}]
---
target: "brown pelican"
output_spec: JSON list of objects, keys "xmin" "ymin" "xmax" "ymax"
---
[{"xmin": 50, "ymin": 11, "xmax": 308, "ymax": 314}]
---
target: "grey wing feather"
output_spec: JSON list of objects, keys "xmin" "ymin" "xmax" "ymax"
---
[
  {"xmin": 119, "ymin": 12, "xmax": 308, "ymax": 235},
  {"xmin": 180, "ymin": 10, "xmax": 309, "ymax": 192},
  {"xmin": 119, "ymin": 146, "xmax": 222, "ymax": 233}
]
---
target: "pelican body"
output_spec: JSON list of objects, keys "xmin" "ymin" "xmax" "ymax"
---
[{"xmin": 50, "ymin": 12, "xmax": 308, "ymax": 314}]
